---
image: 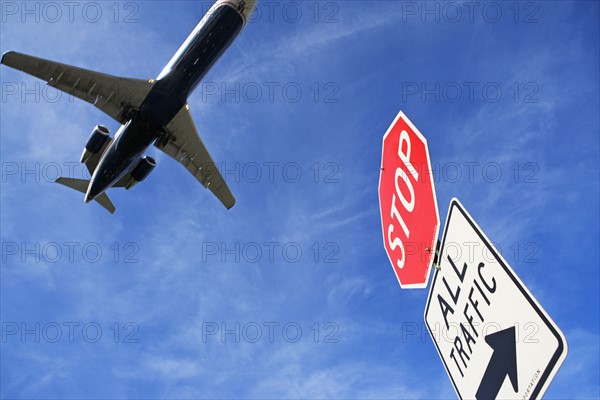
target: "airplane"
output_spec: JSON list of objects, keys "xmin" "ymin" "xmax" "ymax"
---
[{"xmin": 1, "ymin": 0, "xmax": 257, "ymax": 213}]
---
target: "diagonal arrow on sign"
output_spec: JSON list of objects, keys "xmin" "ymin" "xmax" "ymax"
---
[{"xmin": 476, "ymin": 326, "xmax": 518, "ymax": 400}]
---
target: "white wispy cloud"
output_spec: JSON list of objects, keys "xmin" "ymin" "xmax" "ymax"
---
[{"xmin": 1, "ymin": 1, "xmax": 598, "ymax": 399}]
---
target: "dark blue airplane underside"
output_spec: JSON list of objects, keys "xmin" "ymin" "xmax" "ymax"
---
[{"xmin": 87, "ymin": 4, "xmax": 245, "ymax": 201}]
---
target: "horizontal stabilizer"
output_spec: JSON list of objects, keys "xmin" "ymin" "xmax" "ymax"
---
[
  {"xmin": 55, "ymin": 177, "xmax": 116, "ymax": 214},
  {"xmin": 56, "ymin": 177, "xmax": 88, "ymax": 194}
]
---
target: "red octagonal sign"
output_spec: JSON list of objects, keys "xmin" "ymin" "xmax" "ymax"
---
[{"xmin": 378, "ymin": 111, "xmax": 440, "ymax": 289}]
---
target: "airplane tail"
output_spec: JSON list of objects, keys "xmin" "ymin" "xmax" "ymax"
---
[{"xmin": 55, "ymin": 177, "xmax": 116, "ymax": 214}]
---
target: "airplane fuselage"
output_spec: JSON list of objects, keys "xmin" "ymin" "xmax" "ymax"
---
[{"xmin": 86, "ymin": 0, "xmax": 253, "ymax": 202}]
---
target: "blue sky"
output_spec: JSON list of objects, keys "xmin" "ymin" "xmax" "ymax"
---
[{"xmin": 1, "ymin": 1, "xmax": 598, "ymax": 398}]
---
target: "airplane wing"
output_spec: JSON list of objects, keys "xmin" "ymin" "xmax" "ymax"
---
[
  {"xmin": 1, "ymin": 51, "xmax": 153, "ymax": 124},
  {"xmin": 155, "ymin": 105, "xmax": 235, "ymax": 209}
]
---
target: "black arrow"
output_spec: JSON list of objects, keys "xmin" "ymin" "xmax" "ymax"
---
[{"xmin": 476, "ymin": 326, "xmax": 518, "ymax": 400}]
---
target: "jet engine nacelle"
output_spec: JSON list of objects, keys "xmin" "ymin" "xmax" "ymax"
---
[
  {"xmin": 132, "ymin": 156, "xmax": 156, "ymax": 182},
  {"xmin": 81, "ymin": 125, "xmax": 111, "ymax": 164},
  {"xmin": 124, "ymin": 156, "xmax": 156, "ymax": 189}
]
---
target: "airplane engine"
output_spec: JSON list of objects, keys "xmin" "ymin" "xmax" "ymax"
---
[
  {"xmin": 123, "ymin": 156, "xmax": 156, "ymax": 189},
  {"xmin": 81, "ymin": 125, "xmax": 110, "ymax": 163},
  {"xmin": 132, "ymin": 156, "xmax": 156, "ymax": 182},
  {"xmin": 86, "ymin": 125, "xmax": 110, "ymax": 153}
]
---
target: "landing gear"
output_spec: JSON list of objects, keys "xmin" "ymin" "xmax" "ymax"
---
[{"xmin": 155, "ymin": 129, "xmax": 174, "ymax": 148}]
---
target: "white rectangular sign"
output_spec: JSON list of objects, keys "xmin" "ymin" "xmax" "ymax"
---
[{"xmin": 424, "ymin": 199, "xmax": 567, "ymax": 400}]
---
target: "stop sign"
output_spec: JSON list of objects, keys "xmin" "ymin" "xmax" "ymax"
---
[{"xmin": 378, "ymin": 111, "xmax": 440, "ymax": 289}]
